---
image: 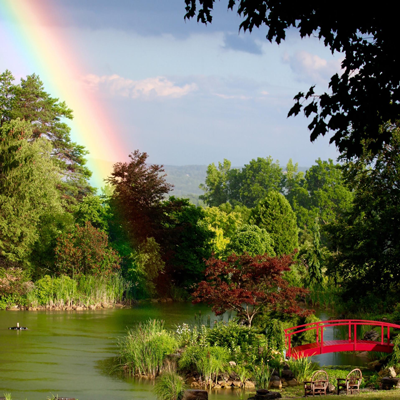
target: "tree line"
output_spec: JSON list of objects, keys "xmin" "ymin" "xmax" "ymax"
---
[{"xmin": 1, "ymin": 68, "xmax": 399, "ymax": 312}]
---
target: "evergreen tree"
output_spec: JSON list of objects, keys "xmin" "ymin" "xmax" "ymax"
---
[
  {"xmin": 0, "ymin": 70, "xmax": 93, "ymax": 201},
  {"xmin": 250, "ymin": 191, "xmax": 298, "ymax": 256},
  {"xmin": 0, "ymin": 119, "xmax": 62, "ymax": 264}
]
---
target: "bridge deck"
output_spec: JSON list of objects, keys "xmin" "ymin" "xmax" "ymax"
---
[{"xmin": 291, "ymin": 340, "xmax": 394, "ymax": 358}]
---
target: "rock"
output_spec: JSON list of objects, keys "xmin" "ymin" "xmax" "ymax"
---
[
  {"xmin": 281, "ymin": 369, "xmax": 295, "ymax": 380},
  {"xmin": 269, "ymin": 379, "xmax": 282, "ymax": 389},
  {"xmin": 213, "ymin": 384, "xmax": 222, "ymax": 389},
  {"xmin": 381, "ymin": 377, "xmax": 400, "ymax": 390},
  {"xmin": 363, "ymin": 330, "xmax": 380, "ymax": 341},
  {"xmin": 225, "ymin": 381, "xmax": 233, "ymax": 387},
  {"xmin": 244, "ymin": 381, "xmax": 256, "ymax": 389},
  {"xmin": 186, "ymin": 377, "xmax": 197, "ymax": 384},
  {"xmin": 287, "ymin": 379, "xmax": 298, "ymax": 387},
  {"xmin": 190, "ymin": 382, "xmax": 201, "ymax": 388},
  {"xmin": 150, "ymin": 299, "xmax": 159, "ymax": 303},
  {"xmin": 281, "ymin": 382, "xmax": 287, "ymax": 388},
  {"xmin": 115, "ymin": 303, "xmax": 125, "ymax": 308},
  {"xmin": 252, "ymin": 389, "xmax": 282, "ymax": 400},
  {"xmin": 182, "ymin": 390, "xmax": 208, "ymax": 400},
  {"xmin": 232, "ymin": 381, "xmax": 242, "ymax": 388},
  {"xmin": 368, "ymin": 360, "xmax": 383, "ymax": 372},
  {"xmin": 389, "ymin": 367, "xmax": 397, "ymax": 378},
  {"xmin": 76, "ymin": 306, "xmax": 84, "ymax": 311},
  {"xmin": 229, "ymin": 361, "xmax": 237, "ymax": 367},
  {"xmin": 166, "ymin": 298, "xmax": 173, "ymax": 302}
]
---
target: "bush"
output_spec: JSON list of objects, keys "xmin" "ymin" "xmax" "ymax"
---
[
  {"xmin": 286, "ymin": 357, "xmax": 316, "ymax": 382},
  {"xmin": 119, "ymin": 319, "xmax": 179, "ymax": 377},
  {"xmin": 206, "ymin": 321, "xmax": 266, "ymax": 364},
  {"xmin": 154, "ymin": 371, "xmax": 184, "ymax": 400}
]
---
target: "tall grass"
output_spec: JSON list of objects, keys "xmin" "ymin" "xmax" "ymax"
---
[
  {"xmin": 118, "ymin": 319, "xmax": 179, "ymax": 378},
  {"xmin": 286, "ymin": 355, "xmax": 316, "ymax": 383},
  {"xmin": 26, "ymin": 273, "xmax": 126, "ymax": 307},
  {"xmin": 154, "ymin": 371, "xmax": 185, "ymax": 400}
]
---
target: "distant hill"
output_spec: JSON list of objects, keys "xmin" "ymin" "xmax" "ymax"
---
[{"xmin": 89, "ymin": 160, "xmax": 309, "ymax": 205}]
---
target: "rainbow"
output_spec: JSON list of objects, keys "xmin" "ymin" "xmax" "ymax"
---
[{"xmin": 0, "ymin": 0, "xmax": 129, "ymax": 189}]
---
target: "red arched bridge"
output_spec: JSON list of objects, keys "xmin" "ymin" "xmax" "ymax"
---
[{"xmin": 285, "ymin": 320, "xmax": 400, "ymax": 359}]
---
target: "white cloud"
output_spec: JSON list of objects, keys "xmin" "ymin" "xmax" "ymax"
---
[
  {"xmin": 82, "ymin": 74, "xmax": 198, "ymax": 99},
  {"xmin": 283, "ymin": 51, "xmax": 344, "ymax": 85}
]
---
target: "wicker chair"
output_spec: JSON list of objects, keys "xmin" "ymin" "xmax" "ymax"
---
[
  {"xmin": 337, "ymin": 368, "xmax": 362, "ymax": 395},
  {"xmin": 304, "ymin": 370, "xmax": 329, "ymax": 397}
]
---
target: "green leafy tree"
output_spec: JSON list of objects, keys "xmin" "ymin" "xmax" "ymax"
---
[
  {"xmin": 54, "ymin": 221, "xmax": 121, "ymax": 277},
  {"xmin": 199, "ymin": 159, "xmax": 231, "ymax": 206},
  {"xmin": 289, "ymin": 159, "xmax": 353, "ymax": 241},
  {"xmin": 74, "ymin": 194, "xmax": 111, "ymax": 232},
  {"xmin": 0, "ymin": 119, "xmax": 62, "ymax": 264},
  {"xmin": 326, "ymin": 129, "xmax": 400, "ymax": 299},
  {"xmin": 229, "ymin": 224, "xmax": 275, "ymax": 257},
  {"xmin": 161, "ymin": 198, "xmax": 214, "ymax": 288},
  {"xmin": 184, "ymin": 1, "xmax": 400, "ymax": 160},
  {"xmin": 250, "ymin": 191, "xmax": 298, "ymax": 256},
  {"xmin": 298, "ymin": 219, "xmax": 324, "ymax": 286},
  {"xmin": 201, "ymin": 206, "xmax": 244, "ymax": 257},
  {"xmin": 237, "ymin": 156, "xmax": 283, "ymax": 207}
]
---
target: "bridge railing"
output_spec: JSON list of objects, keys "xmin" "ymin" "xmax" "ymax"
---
[{"xmin": 284, "ymin": 319, "xmax": 400, "ymax": 358}]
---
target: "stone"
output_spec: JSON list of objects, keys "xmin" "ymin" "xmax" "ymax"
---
[
  {"xmin": 368, "ymin": 360, "xmax": 382, "ymax": 372},
  {"xmin": 225, "ymin": 381, "xmax": 233, "ymax": 387},
  {"xmin": 269, "ymin": 379, "xmax": 282, "ymax": 389},
  {"xmin": 252, "ymin": 389, "xmax": 282, "ymax": 400},
  {"xmin": 389, "ymin": 367, "xmax": 397, "ymax": 378},
  {"xmin": 182, "ymin": 390, "xmax": 208, "ymax": 400},
  {"xmin": 76, "ymin": 306, "xmax": 84, "ymax": 311},
  {"xmin": 186, "ymin": 377, "xmax": 197, "ymax": 384},
  {"xmin": 281, "ymin": 382, "xmax": 287, "ymax": 388},
  {"xmin": 232, "ymin": 381, "xmax": 242, "ymax": 388},
  {"xmin": 281, "ymin": 369, "xmax": 295, "ymax": 380},
  {"xmin": 229, "ymin": 361, "xmax": 237, "ymax": 367},
  {"xmin": 381, "ymin": 377, "xmax": 400, "ymax": 390},
  {"xmin": 150, "ymin": 299, "xmax": 159, "ymax": 303},
  {"xmin": 213, "ymin": 384, "xmax": 222, "ymax": 389},
  {"xmin": 190, "ymin": 382, "xmax": 200, "ymax": 388},
  {"xmin": 287, "ymin": 379, "xmax": 298, "ymax": 387},
  {"xmin": 244, "ymin": 381, "xmax": 256, "ymax": 389},
  {"xmin": 363, "ymin": 330, "xmax": 380, "ymax": 341}
]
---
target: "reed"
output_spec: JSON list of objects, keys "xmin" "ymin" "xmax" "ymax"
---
[
  {"xmin": 286, "ymin": 355, "xmax": 316, "ymax": 383},
  {"xmin": 118, "ymin": 319, "xmax": 179, "ymax": 378},
  {"xmin": 26, "ymin": 273, "xmax": 126, "ymax": 307},
  {"xmin": 154, "ymin": 371, "xmax": 185, "ymax": 400}
]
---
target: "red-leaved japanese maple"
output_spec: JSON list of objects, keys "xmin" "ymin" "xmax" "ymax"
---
[{"xmin": 192, "ymin": 253, "xmax": 309, "ymax": 326}]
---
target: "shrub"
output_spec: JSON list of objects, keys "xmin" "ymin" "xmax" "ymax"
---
[{"xmin": 154, "ymin": 371, "xmax": 184, "ymax": 400}]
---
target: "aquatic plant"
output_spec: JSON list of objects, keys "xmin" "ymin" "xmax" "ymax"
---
[
  {"xmin": 252, "ymin": 359, "xmax": 271, "ymax": 389},
  {"xmin": 118, "ymin": 319, "xmax": 179, "ymax": 378},
  {"xmin": 154, "ymin": 371, "xmax": 185, "ymax": 400}
]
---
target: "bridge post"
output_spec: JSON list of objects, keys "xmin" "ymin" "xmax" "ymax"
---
[
  {"xmin": 316, "ymin": 324, "xmax": 319, "ymax": 344},
  {"xmin": 348, "ymin": 321, "xmax": 351, "ymax": 342},
  {"xmin": 354, "ymin": 323, "xmax": 357, "ymax": 350},
  {"xmin": 381, "ymin": 325, "xmax": 384, "ymax": 345},
  {"xmin": 288, "ymin": 335, "xmax": 291, "ymax": 358},
  {"xmin": 388, "ymin": 326, "xmax": 391, "ymax": 344}
]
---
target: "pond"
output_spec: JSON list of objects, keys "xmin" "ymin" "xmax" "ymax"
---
[{"xmin": 0, "ymin": 305, "xmax": 374, "ymax": 400}]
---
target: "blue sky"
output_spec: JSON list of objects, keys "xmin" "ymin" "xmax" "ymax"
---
[{"xmin": 1, "ymin": 0, "xmax": 344, "ymax": 169}]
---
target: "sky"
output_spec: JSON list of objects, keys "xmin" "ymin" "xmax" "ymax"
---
[{"xmin": 0, "ymin": 0, "xmax": 343, "ymax": 188}]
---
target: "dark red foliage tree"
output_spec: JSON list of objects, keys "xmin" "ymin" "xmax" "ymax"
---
[
  {"xmin": 107, "ymin": 150, "xmax": 173, "ymax": 245},
  {"xmin": 192, "ymin": 253, "xmax": 309, "ymax": 326}
]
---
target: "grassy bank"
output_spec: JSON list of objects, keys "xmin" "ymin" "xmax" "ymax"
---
[{"xmin": 0, "ymin": 273, "xmax": 127, "ymax": 310}]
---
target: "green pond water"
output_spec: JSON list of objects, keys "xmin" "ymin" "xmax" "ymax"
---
[{"xmin": 0, "ymin": 305, "xmax": 370, "ymax": 400}]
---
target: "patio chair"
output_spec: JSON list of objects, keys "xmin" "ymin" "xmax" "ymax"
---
[
  {"xmin": 304, "ymin": 370, "xmax": 329, "ymax": 396},
  {"xmin": 337, "ymin": 368, "xmax": 362, "ymax": 395}
]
